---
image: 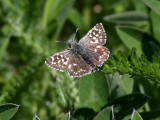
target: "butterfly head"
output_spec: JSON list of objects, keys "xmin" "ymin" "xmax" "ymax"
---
[
  {"xmin": 68, "ymin": 40, "xmax": 77, "ymax": 48},
  {"xmin": 68, "ymin": 28, "xmax": 79, "ymax": 48}
]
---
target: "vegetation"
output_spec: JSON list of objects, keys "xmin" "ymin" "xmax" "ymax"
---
[{"xmin": 0, "ymin": 0, "xmax": 160, "ymax": 120}]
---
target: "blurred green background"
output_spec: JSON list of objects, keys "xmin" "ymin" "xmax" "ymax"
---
[{"xmin": 0, "ymin": 0, "xmax": 160, "ymax": 120}]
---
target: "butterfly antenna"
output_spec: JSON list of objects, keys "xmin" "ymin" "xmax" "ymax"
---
[
  {"xmin": 73, "ymin": 28, "xmax": 79, "ymax": 40},
  {"xmin": 55, "ymin": 41, "xmax": 68, "ymax": 43}
]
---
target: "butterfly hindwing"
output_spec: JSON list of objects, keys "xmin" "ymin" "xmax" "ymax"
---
[
  {"xmin": 67, "ymin": 54, "xmax": 92, "ymax": 77},
  {"xmin": 85, "ymin": 45, "xmax": 110, "ymax": 66}
]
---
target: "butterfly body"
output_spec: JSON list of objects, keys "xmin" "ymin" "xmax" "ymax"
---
[
  {"xmin": 68, "ymin": 40, "xmax": 98, "ymax": 72},
  {"xmin": 45, "ymin": 23, "xmax": 110, "ymax": 77}
]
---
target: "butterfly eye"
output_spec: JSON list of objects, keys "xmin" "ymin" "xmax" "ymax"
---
[
  {"xmin": 68, "ymin": 41, "xmax": 72, "ymax": 48},
  {"xmin": 68, "ymin": 40, "xmax": 75, "ymax": 48}
]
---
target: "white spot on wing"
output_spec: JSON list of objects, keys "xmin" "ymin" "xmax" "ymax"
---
[
  {"xmin": 64, "ymin": 57, "xmax": 69, "ymax": 65},
  {"xmin": 68, "ymin": 64, "xmax": 72, "ymax": 69},
  {"xmin": 99, "ymin": 56, "xmax": 102, "ymax": 60},
  {"xmin": 94, "ymin": 27, "xmax": 98, "ymax": 31},
  {"xmin": 93, "ymin": 37, "xmax": 96, "ymax": 40},
  {"xmin": 103, "ymin": 52, "xmax": 107, "ymax": 55},
  {"xmin": 96, "ymin": 34, "xmax": 99, "ymax": 37},
  {"xmin": 73, "ymin": 63, "xmax": 77, "ymax": 66},
  {"xmin": 74, "ymin": 72, "xmax": 78, "ymax": 75},
  {"xmin": 90, "ymin": 40, "xmax": 99, "ymax": 44},
  {"xmin": 58, "ymin": 60, "xmax": 61, "ymax": 63},
  {"xmin": 51, "ymin": 56, "xmax": 54, "ymax": 61},
  {"xmin": 96, "ymin": 46, "xmax": 101, "ymax": 48},
  {"xmin": 52, "ymin": 62, "xmax": 56, "ymax": 64}
]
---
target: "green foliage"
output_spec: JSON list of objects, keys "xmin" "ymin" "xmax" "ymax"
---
[
  {"xmin": 131, "ymin": 109, "xmax": 143, "ymax": 120},
  {"xmin": 103, "ymin": 49, "xmax": 160, "ymax": 83},
  {"xmin": 0, "ymin": 103, "xmax": 19, "ymax": 120},
  {"xmin": 108, "ymin": 93, "xmax": 149, "ymax": 119},
  {"xmin": 60, "ymin": 112, "xmax": 70, "ymax": 120},
  {"xmin": 0, "ymin": 38, "xmax": 10, "ymax": 64},
  {"xmin": 104, "ymin": 11, "xmax": 148, "ymax": 25},
  {"xmin": 0, "ymin": 0, "xmax": 160, "ymax": 120},
  {"xmin": 33, "ymin": 114, "xmax": 41, "ymax": 120},
  {"xmin": 151, "ymin": 11, "xmax": 160, "ymax": 42},
  {"xmin": 116, "ymin": 27, "xmax": 143, "ymax": 56},
  {"xmin": 142, "ymin": 0, "xmax": 160, "ymax": 15},
  {"xmin": 93, "ymin": 106, "xmax": 113, "ymax": 120},
  {"xmin": 107, "ymin": 72, "xmax": 126, "ymax": 101},
  {"xmin": 72, "ymin": 108, "xmax": 95, "ymax": 120},
  {"xmin": 79, "ymin": 72, "xmax": 109, "ymax": 112}
]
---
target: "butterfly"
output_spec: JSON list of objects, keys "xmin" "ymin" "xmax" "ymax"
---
[{"xmin": 45, "ymin": 23, "xmax": 110, "ymax": 77}]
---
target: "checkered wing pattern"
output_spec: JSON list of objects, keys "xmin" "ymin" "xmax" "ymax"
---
[
  {"xmin": 67, "ymin": 54, "xmax": 92, "ymax": 77},
  {"xmin": 45, "ymin": 49, "xmax": 71, "ymax": 72},
  {"xmin": 79, "ymin": 23, "xmax": 106, "ymax": 46},
  {"xmin": 45, "ymin": 23, "xmax": 110, "ymax": 78},
  {"xmin": 85, "ymin": 45, "xmax": 110, "ymax": 66}
]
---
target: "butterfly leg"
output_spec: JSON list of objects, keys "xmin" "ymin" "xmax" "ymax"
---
[{"xmin": 92, "ymin": 66, "xmax": 99, "ymax": 72}]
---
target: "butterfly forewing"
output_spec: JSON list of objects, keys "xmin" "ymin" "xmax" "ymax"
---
[
  {"xmin": 67, "ymin": 54, "xmax": 92, "ymax": 77},
  {"xmin": 45, "ymin": 49, "xmax": 71, "ymax": 72},
  {"xmin": 85, "ymin": 45, "xmax": 110, "ymax": 66},
  {"xmin": 79, "ymin": 23, "xmax": 106, "ymax": 46}
]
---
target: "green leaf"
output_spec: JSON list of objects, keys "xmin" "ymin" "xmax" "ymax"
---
[
  {"xmin": 132, "ymin": 77, "xmax": 160, "ymax": 115},
  {"xmin": 79, "ymin": 72, "xmax": 110, "ymax": 112},
  {"xmin": 131, "ymin": 109, "xmax": 143, "ymax": 120},
  {"xmin": 33, "ymin": 114, "xmax": 41, "ymax": 120},
  {"xmin": 151, "ymin": 11, "xmax": 160, "ymax": 43},
  {"xmin": 68, "ymin": 8, "xmax": 85, "ymax": 30},
  {"xmin": 72, "ymin": 108, "xmax": 95, "ymax": 120},
  {"xmin": 107, "ymin": 72, "xmax": 126, "ymax": 101},
  {"xmin": 108, "ymin": 93, "xmax": 149, "ymax": 119},
  {"xmin": 133, "ymin": 0, "xmax": 148, "ymax": 12},
  {"xmin": 100, "ymin": 0, "xmax": 126, "ymax": 9},
  {"xmin": 61, "ymin": 112, "xmax": 70, "ymax": 120},
  {"xmin": 0, "ymin": 37, "xmax": 10, "ymax": 64},
  {"xmin": 42, "ymin": 0, "xmax": 55, "ymax": 28},
  {"xmin": 53, "ymin": 0, "xmax": 75, "ymax": 40},
  {"xmin": 0, "ymin": 103, "xmax": 19, "ymax": 120},
  {"xmin": 149, "ymin": 41, "xmax": 160, "ymax": 57},
  {"xmin": 104, "ymin": 11, "xmax": 148, "ymax": 25},
  {"xmin": 142, "ymin": 0, "xmax": 160, "ymax": 15},
  {"xmin": 140, "ymin": 108, "xmax": 160, "ymax": 120},
  {"xmin": 42, "ymin": 0, "xmax": 75, "ymax": 40},
  {"xmin": 42, "ymin": 0, "xmax": 69, "ymax": 29},
  {"xmin": 93, "ymin": 106, "xmax": 114, "ymax": 120},
  {"xmin": 122, "ymin": 74, "xmax": 133, "ymax": 94},
  {"xmin": 116, "ymin": 26, "xmax": 142, "ymax": 56},
  {"xmin": 116, "ymin": 26, "xmax": 155, "ymax": 58}
]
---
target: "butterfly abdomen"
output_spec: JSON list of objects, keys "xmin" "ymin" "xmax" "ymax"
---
[{"xmin": 81, "ymin": 54, "xmax": 98, "ymax": 72}]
